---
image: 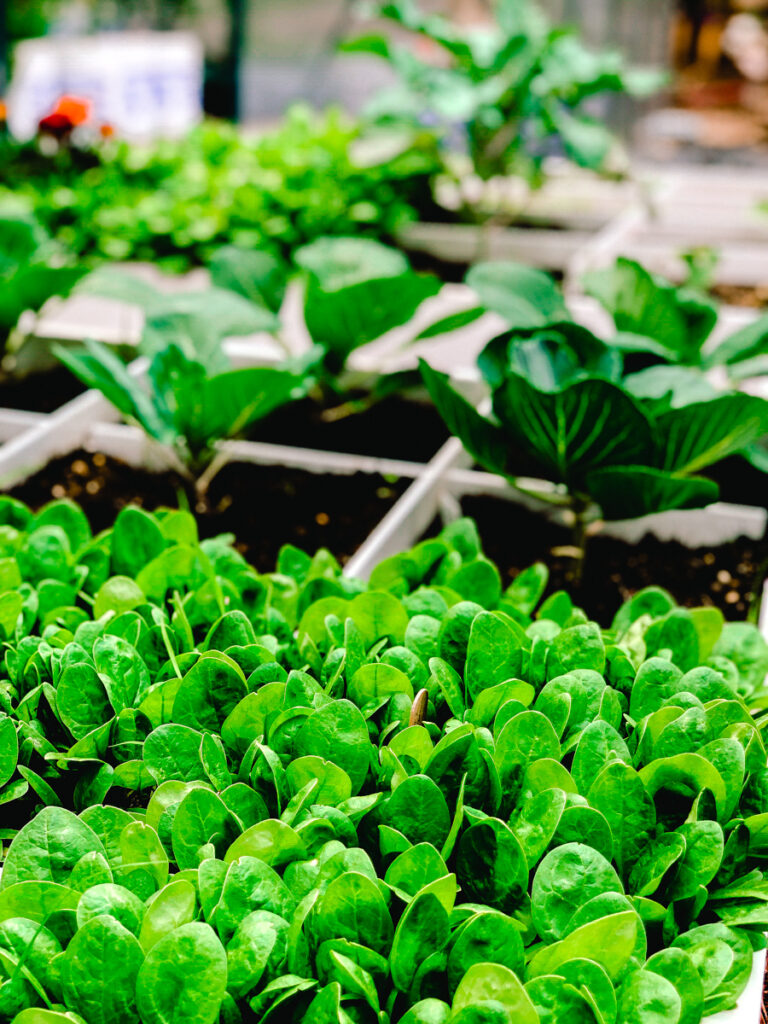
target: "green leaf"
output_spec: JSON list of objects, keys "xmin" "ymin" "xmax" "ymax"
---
[
  {"xmin": 705, "ymin": 312, "xmax": 768, "ymax": 369},
  {"xmin": 208, "ymin": 245, "xmax": 287, "ymax": 313},
  {"xmin": 588, "ymin": 762, "xmax": 656, "ymax": 881},
  {"xmin": 294, "ymin": 700, "xmax": 372, "ymax": 796},
  {"xmin": 296, "ymin": 236, "xmax": 409, "ymax": 290},
  {"xmin": 111, "ymin": 506, "xmax": 167, "ymax": 577},
  {"xmin": 528, "ymin": 910, "xmax": 640, "ymax": 981},
  {"xmin": 456, "ymin": 818, "xmax": 528, "ymax": 914},
  {"xmin": 419, "ymin": 360, "xmax": 508, "ymax": 475},
  {"xmin": 172, "ymin": 788, "xmax": 241, "ymax": 870},
  {"xmin": 0, "ymin": 716, "xmax": 18, "ymax": 788},
  {"xmin": 656, "ymin": 394, "xmax": 768, "ymax": 475},
  {"xmin": 1, "ymin": 807, "xmax": 105, "ymax": 888},
  {"xmin": 56, "ymin": 339, "xmax": 172, "ymax": 443},
  {"xmin": 532, "ymin": 842, "xmax": 623, "ymax": 942},
  {"xmin": 583, "ymin": 258, "xmax": 716, "ymax": 362},
  {"xmin": 617, "ymin": 969, "xmax": 682, "ymax": 1024},
  {"xmin": 672, "ymin": 923, "xmax": 753, "ymax": 1014},
  {"xmin": 306, "ymin": 272, "xmax": 440, "ymax": 363},
  {"xmin": 387, "ymin": 775, "xmax": 450, "ymax": 848},
  {"xmin": 414, "ymin": 306, "xmax": 484, "ymax": 341},
  {"xmin": 136, "ymin": 922, "xmax": 227, "ymax": 1024},
  {"xmin": 453, "ymin": 963, "xmax": 538, "ymax": 1024},
  {"xmin": 493, "ymin": 374, "xmax": 654, "ymax": 487},
  {"xmin": 61, "ymin": 916, "xmax": 143, "ymax": 1024},
  {"xmin": 391, "ymin": 890, "xmax": 450, "ymax": 993},
  {"xmin": 224, "ymin": 819, "xmax": 306, "ymax": 868},
  {"xmin": 467, "ymin": 263, "xmax": 570, "ymax": 328},
  {"xmin": 312, "ymin": 872, "xmax": 393, "ymax": 957}
]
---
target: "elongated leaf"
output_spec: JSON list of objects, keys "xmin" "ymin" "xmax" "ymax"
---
[
  {"xmin": 413, "ymin": 306, "xmax": 484, "ymax": 341},
  {"xmin": 705, "ymin": 313, "xmax": 768, "ymax": 369},
  {"xmin": 656, "ymin": 394, "xmax": 768, "ymax": 474},
  {"xmin": 419, "ymin": 360, "xmax": 508, "ymax": 475},
  {"xmin": 55, "ymin": 340, "xmax": 172, "ymax": 443}
]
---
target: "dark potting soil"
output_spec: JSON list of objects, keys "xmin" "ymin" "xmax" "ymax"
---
[
  {"xmin": 253, "ymin": 396, "xmax": 449, "ymax": 463},
  {"xmin": 0, "ymin": 367, "xmax": 84, "ymax": 413},
  {"xmin": 7, "ymin": 450, "xmax": 410, "ymax": 572},
  {"xmin": 431, "ymin": 494, "xmax": 768, "ymax": 625}
]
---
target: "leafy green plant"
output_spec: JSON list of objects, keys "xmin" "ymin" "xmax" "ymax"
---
[
  {"xmin": 345, "ymin": 0, "xmax": 659, "ymax": 189},
  {"xmin": 583, "ymin": 256, "xmax": 768, "ymax": 382},
  {"xmin": 0, "ymin": 502, "xmax": 767, "ymax": 1023},
  {"xmin": 0, "ymin": 107, "xmax": 441, "ymax": 270},
  {"xmin": 295, "ymin": 236, "xmax": 443, "ymax": 411},
  {"xmin": 55, "ymin": 283, "xmax": 305, "ymax": 501},
  {"xmin": 65, "ymin": 237, "xmax": 446, "ymax": 447},
  {"xmin": 0, "ymin": 207, "xmax": 86, "ymax": 361},
  {"xmin": 419, "ymin": 261, "xmax": 768, "ymax": 571}
]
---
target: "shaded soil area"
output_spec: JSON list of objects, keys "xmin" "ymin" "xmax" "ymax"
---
[
  {"xmin": 431, "ymin": 494, "xmax": 768, "ymax": 625},
  {"xmin": 254, "ymin": 396, "xmax": 449, "ymax": 463},
  {"xmin": 0, "ymin": 368, "xmax": 84, "ymax": 413},
  {"xmin": 8, "ymin": 450, "xmax": 410, "ymax": 571}
]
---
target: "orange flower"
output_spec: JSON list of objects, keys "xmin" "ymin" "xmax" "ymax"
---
[
  {"xmin": 99, "ymin": 122, "xmax": 115, "ymax": 138},
  {"xmin": 0, "ymin": 100, "xmax": 6, "ymax": 123},
  {"xmin": 52, "ymin": 95, "xmax": 91, "ymax": 126}
]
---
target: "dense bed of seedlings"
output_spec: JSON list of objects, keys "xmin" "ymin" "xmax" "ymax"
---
[{"xmin": 0, "ymin": 497, "xmax": 768, "ymax": 1023}]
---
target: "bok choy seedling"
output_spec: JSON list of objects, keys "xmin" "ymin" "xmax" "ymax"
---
[
  {"xmin": 56, "ymin": 287, "xmax": 306, "ymax": 504},
  {"xmin": 420, "ymin": 265, "xmax": 768, "ymax": 575}
]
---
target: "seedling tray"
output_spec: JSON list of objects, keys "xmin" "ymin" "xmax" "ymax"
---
[
  {"xmin": 568, "ymin": 165, "xmax": 768, "ymax": 291},
  {"xmin": 7, "ymin": 436, "xmax": 415, "ymax": 573},
  {"xmin": 397, "ymin": 168, "xmax": 655, "ymax": 273}
]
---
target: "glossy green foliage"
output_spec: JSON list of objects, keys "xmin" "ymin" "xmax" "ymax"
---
[
  {"xmin": 584, "ymin": 256, "xmax": 768, "ymax": 381},
  {"xmin": 421, "ymin": 260, "xmax": 768, "ymax": 522},
  {"xmin": 0, "ymin": 505, "xmax": 767, "ymax": 1023}
]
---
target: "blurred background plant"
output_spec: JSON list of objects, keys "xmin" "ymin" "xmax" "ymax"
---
[{"xmin": 0, "ymin": 106, "xmax": 441, "ymax": 270}]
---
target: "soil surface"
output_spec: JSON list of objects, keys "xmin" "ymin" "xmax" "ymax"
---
[
  {"xmin": 8, "ymin": 450, "xmax": 410, "ymax": 571},
  {"xmin": 0, "ymin": 368, "xmax": 84, "ymax": 413},
  {"xmin": 254, "ymin": 396, "xmax": 449, "ymax": 463},
  {"xmin": 431, "ymin": 494, "xmax": 768, "ymax": 625}
]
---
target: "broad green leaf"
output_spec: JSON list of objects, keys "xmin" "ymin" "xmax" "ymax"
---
[
  {"xmin": 61, "ymin": 916, "xmax": 143, "ymax": 1024},
  {"xmin": 467, "ymin": 262, "xmax": 569, "ymax": 328},
  {"xmin": 136, "ymin": 922, "xmax": 227, "ymax": 1024}
]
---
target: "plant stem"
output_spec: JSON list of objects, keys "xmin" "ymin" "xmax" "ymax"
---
[
  {"xmin": 193, "ymin": 449, "xmax": 232, "ymax": 510},
  {"xmin": 321, "ymin": 395, "xmax": 376, "ymax": 423},
  {"xmin": 570, "ymin": 498, "xmax": 591, "ymax": 585}
]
